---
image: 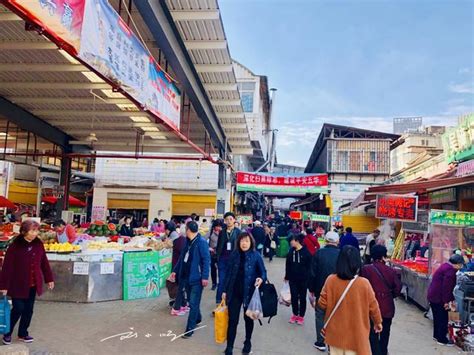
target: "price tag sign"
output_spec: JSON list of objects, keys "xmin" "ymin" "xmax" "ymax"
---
[
  {"xmin": 73, "ymin": 262, "xmax": 89, "ymax": 275},
  {"xmin": 100, "ymin": 262, "xmax": 114, "ymax": 275}
]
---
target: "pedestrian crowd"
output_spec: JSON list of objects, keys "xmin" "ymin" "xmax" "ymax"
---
[
  {"xmin": 166, "ymin": 212, "xmax": 406, "ymax": 355},
  {"xmin": 0, "ymin": 213, "xmax": 461, "ymax": 355}
]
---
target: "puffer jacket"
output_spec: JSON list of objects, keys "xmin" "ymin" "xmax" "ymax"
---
[{"xmin": 224, "ymin": 250, "xmax": 267, "ymax": 307}]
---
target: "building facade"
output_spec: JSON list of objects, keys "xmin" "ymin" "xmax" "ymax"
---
[
  {"xmin": 393, "ymin": 117, "xmax": 423, "ymax": 134},
  {"xmin": 390, "ymin": 126, "xmax": 445, "ymax": 176},
  {"xmin": 304, "ymin": 124, "xmax": 399, "ymax": 232},
  {"xmin": 92, "ymin": 157, "xmax": 219, "ymax": 221},
  {"xmin": 232, "ymin": 61, "xmax": 271, "ymax": 172}
]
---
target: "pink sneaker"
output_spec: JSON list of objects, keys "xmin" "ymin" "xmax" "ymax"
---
[
  {"xmin": 289, "ymin": 315, "xmax": 298, "ymax": 324},
  {"xmin": 296, "ymin": 316, "xmax": 304, "ymax": 325},
  {"xmin": 180, "ymin": 306, "xmax": 190, "ymax": 313},
  {"xmin": 170, "ymin": 308, "xmax": 186, "ymax": 316}
]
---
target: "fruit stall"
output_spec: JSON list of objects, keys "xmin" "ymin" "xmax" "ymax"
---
[{"xmin": 36, "ymin": 222, "xmax": 173, "ymax": 303}]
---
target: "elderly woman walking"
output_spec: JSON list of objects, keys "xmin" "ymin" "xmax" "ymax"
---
[{"xmin": 0, "ymin": 220, "xmax": 54, "ymax": 345}]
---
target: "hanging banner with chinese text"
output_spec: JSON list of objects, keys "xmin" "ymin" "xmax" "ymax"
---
[
  {"xmin": 310, "ymin": 214, "xmax": 331, "ymax": 223},
  {"xmin": 430, "ymin": 210, "xmax": 474, "ymax": 227},
  {"xmin": 236, "ymin": 172, "xmax": 328, "ymax": 194},
  {"xmin": 375, "ymin": 194, "xmax": 418, "ymax": 222},
  {"xmin": 78, "ymin": 0, "xmax": 181, "ymax": 128},
  {"xmin": 7, "ymin": 0, "xmax": 85, "ymax": 51}
]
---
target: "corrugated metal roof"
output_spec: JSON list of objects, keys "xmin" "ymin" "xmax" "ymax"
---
[{"xmin": 165, "ymin": 0, "xmax": 252, "ymax": 152}]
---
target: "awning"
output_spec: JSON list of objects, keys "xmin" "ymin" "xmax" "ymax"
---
[
  {"xmin": 291, "ymin": 194, "xmax": 322, "ymax": 208},
  {"xmin": 0, "ymin": 196, "xmax": 16, "ymax": 209},
  {"xmin": 42, "ymin": 195, "xmax": 86, "ymax": 208},
  {"xmin": 351, "ymin": 175, "xmax": 474, "ymax": 209}
]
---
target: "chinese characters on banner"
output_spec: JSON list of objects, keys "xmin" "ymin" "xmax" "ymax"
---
[
  {"xmin": 8, "ymin": 0, "xmax": 85, "ymax": 51},
  {"xmin": 375, "ymin": 194, "xmax": 418, "ymax": 222},
  {"xmin": 236, "ymin": 172, "xmax": 329, "ymax": 194},
  {"xmin": 79, "ymin": 0, "xmax": 181, "ymax": 129},
  {"xmin": 7, "ymin": 0, "xmax": 181, "ymax": 130},
  {"xmin": 430, "ymin": 210, "xmax": 474, "ymax": 227}
]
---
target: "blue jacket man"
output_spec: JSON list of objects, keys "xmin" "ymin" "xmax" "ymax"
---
[
  {"xmin": 339, "ymin": 227, "xmax": 359, "ymax": 250},
  {"xmin": 171, "ymin": 221, "xmax": 210, "ymax": 338}
]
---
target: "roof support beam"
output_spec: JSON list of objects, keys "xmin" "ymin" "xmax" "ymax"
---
[
  {"xmin": 211, "ymin": 99, "xmax": 241, "ymax": 106},
  {"xmin": 0, "ymin": 96, "xmax": 73, "ymax": 150},
  {"xmin": 170, "ymin": 10, "xmax": 219, "ymax": 21},
  {"xmin": 0, "ymin": 82, "xmax": 111, "ymax": 90},
  {"xmin": 0, "ymin": 41, "xmax": 58, "ymax": 50},
  {"xmin": 231, "ymin": 148, "xmax": 254, "ymax": 155},
  {"xmin": 221, "ymin": 123, "xmax": 247, "ymax": 130},
  {"xmin": 204, "ymin": 83, "xmax": 238, "ymax": 91},
  {"xmin": 0, "ymin": 13, "xmax": 21, "ymax": 21},
  {"xmin": 218, "ymin": 112, "xmax": 245, "ymax": 119},
  {"xmin": 185, "ymin": 40, "xmax": 227, "ymax": 50},
  {"xmin": 195, "ymin": 64, "xmax": 233, "ymax": 73},
  {"xmin": 33, "ymin": 110, "xmax": 146, "ymax": 117},
  {"xmin": 134, "ymin": 0, "xmax": 227, "ymax": 153},
  {"xmin": 10, "ymin": 97, "xmax": 132, "ymax": 105},
  {"xmin": 0, "ymin": 63, "xmax": 84, "ymax": 72},
  {"xmin": 70, "ymin": 140, "xmax": 190, "ymax": 148}
]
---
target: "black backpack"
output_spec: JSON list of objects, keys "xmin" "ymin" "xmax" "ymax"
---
[{"xmin": 257, "ymin": 281, "xmax": 278, "ymax": 325}]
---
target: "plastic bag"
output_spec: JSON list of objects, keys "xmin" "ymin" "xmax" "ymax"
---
[
  {"xmin": 0, "ymin": 296, "xmax": 10, "ymax": 335},
  {"xmin": 214, "ymin": 300, "xmax": 228, "ymax": 343},
  {"xmin": 245, "ymin": 287, "xmax": 263, "ymax": 320},
  {"xmin": 279, "ymin": 282, "xmax": 291, "ymax": 307}
]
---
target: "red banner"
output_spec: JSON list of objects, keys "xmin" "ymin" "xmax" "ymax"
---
[
  {"xmin": 8, "ymin": 0, "xmax": 86, "ymax": 52},
  {"xmin": 236, "ymin": 172, "xmax": 328, "ymax": 187},
  {"xmin": 376, "ymin": 194, "xmax": 418, "ymax": 222}
]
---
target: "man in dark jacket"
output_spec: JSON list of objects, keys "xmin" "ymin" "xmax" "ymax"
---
[
  {"xmin": 308, "ymin": 231, "xmax": 341, "ymax": 352},
  {"xmin": 170, "ymin": 221, "xmax": 210, "ymax": 338},
  {"xmin": 339, "ymin": 227, "xmax": 359, "ymax": 250},
  {"xmin": 215, "ymin": 212, "xmax": 241, "ymax": 305},
  {"xmin": 251, "ymin": 221, "xmax": 266, "ymax": 255}
]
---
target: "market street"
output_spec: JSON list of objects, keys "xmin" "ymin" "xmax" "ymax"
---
[{"xmin": 23, "ymin": 257, "xmax": 459, "ymax": 355}]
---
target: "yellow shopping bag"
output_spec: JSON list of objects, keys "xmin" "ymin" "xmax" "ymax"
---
[{"xmin": 214, "ymin": 300, "xmax": 229, "ymax": 344}]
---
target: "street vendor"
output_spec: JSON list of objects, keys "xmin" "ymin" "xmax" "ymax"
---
[
  {"xmin": 53, "ymin": 219, "xmax": 76, "ymax": 244},
  {"xmin": 119, "ymin": 216, "xmax": 135, "ymax": 238}
]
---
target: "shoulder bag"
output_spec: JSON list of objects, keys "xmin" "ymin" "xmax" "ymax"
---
[{"xmin": 371, "ymin": 264, "xmax": 396, "ymax": 298}]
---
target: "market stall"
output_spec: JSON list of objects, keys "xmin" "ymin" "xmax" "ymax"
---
[{"xmin": 34, "ymin": 221, "xmax": 174, "ymax": 303}]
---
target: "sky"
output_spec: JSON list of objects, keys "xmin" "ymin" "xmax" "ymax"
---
[{"xmin": 219, "ymin": 0, "xmax": 474, "ymax": 167}]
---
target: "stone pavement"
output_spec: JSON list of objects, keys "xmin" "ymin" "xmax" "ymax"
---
[{"xmin": 9, "ymin": 258, "xmax": 463, "ymax": 355}]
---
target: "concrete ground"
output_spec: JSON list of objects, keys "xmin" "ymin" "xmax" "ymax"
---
[{"xmin": 10, "ymin": 258, "xmax": 464, "ymax": 355}]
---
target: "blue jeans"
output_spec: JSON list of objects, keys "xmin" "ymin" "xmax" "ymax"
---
[
  {"xmin": 216, "ymin": 259, "xmax": 229, "ymax": 304},
  {"xmin": 184, "ymin": 282, "xmax": 203, "ymax": 335}
]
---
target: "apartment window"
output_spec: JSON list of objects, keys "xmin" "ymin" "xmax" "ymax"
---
[
  {"xmin": 239, "ymin": 82, "xmax": 256, "ymax": 113},
  {"xmin": 241, "ymin": 92, "xmax": 254, "ymax": 112}
]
